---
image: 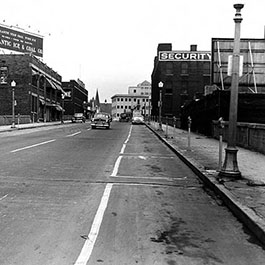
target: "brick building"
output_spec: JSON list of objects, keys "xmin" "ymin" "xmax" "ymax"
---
[
  {"xmin": 0, "ymin": 54, "xmax": 65, "ymax": 124},
  {"xmin": 151, "ymin": 43, "xmax": 211, "ymax": 124},
  {"xmin": 62, "ymin": 79, "xmax": 88, "ymax": 119}
]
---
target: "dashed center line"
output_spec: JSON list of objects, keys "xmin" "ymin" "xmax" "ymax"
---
[
  {"xmin": 10, "ymin": 139, "xmax": 56, "ymax": 153},
  {"xmin": 74, "ymin": 125, "xmax": 133, "ymax": 265},
  {"xmin": 66, "ymin": 131, "xmax": 81, "ymax": 137}
]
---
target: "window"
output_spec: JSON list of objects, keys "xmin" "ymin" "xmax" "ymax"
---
[
  {"xmin": 134, "ymin": 89, "xmax": 137, "ymax": 93},
  {"xmin": 203, "ymin": 62, "xmax": 210, "ymax": 75},
  {"xmin": 121, "ymin": 98, "xmax": 123, "ymax": 101},
  {"xmin": 165, "ymin": 62, "xmax": 173, "ymax": 75},
  {"xmin": 181, "ymin": 62, "xmax": 188, "ymax": 75}
]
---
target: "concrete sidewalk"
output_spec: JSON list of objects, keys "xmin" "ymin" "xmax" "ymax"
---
[
  {"xmin": 0, "ymin": 120, "xmax": 72, "ymax": 132},
  {"xmin": 147, "ymin": 121, "xmax": 265, "ymax": 246}
]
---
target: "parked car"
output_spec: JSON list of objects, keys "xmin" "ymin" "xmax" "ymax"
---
[
  {"xmin": 131, "ymin": 115, "xmax": 144, "ymax": 125},
  {"xmin": 91, "ymin": 112, "xmax": 111, "ymax": 129},
  {"xmin": 71, "ymin": 113, "xmax": 86, "ymax": 123}
]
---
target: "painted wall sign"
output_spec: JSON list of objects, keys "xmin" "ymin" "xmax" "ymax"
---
[
  {"xmin": 159, "ymin": 51, "xmax": 211, "ymax": 61},
  {"xmin": 0, "ymin": 25, "xmax": 43, "ymax": 57}
]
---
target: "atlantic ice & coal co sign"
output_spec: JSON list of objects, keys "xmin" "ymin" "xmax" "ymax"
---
[
  {"xmin": 159, "ymin": 51, "xmax": 211, "ymax": 61},
  {"xmin": 0, "ymin": 25, "xmax": 43, "ymax": 57}
]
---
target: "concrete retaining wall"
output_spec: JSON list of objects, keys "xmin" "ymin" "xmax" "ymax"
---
[{"xmin": 212, "ymin": 121, "xmax": 265, "ymax": 154}]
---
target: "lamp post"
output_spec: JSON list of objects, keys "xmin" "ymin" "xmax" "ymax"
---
[
  {"xmin": 158, "ymin": 81, "xmax": 163, "ymax": 130},
  {"xmin": 11, "ymin": 80, "xmax": 16, "ymax": 128},
  {"xmin": 219, "ymin": 3, "xmax": 244, "ymax": 179},
  {"xmin": 61, "ymin": 93, "xmax": 65, "ymax": 123}
]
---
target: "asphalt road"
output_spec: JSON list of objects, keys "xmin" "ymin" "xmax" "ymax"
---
[{"xmin": 0, "ymin": 121, "xmax": 264, "ymax": 265}]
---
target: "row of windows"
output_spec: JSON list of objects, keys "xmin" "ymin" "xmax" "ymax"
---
[
  {"xmin": 165, "ymin": 62, "xmax": 210, "ymax": 75},
  {"xmin": 116, "ymin": 105, "xmax": 150, "ymax": 109},
  {"xmin": 114, "ymin": 98, "xmax": 149, "ymax": 102}
]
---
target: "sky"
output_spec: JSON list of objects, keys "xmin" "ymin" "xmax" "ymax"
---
[{"xmin": 1, "ymin": 0, "xmax": 265, "ymax": 102}]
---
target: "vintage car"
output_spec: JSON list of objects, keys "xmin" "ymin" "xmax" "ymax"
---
[
  {"xmin": 119, "ymin": 113, "xmax": 131, "ymax": 122},
  {"xmin": 91, "ymin": 112, "xmax": 111, "ymax": 129},
  {"xmin": 71, "ymin": 113, "xmax": 86, "ymax": 123},
  {"xmin": 131, "ymin": 115, "xmax": 144, "ymax": 125}
]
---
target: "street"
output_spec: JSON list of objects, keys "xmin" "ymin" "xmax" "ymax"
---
[{"xmin": 0, "ymin": 122, "xmax": 264, "ymax": 265}]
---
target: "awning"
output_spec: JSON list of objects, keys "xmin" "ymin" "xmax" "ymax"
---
[
  {"xmin": 52, "ymin": 81, "xmax": 64, "ymax": 93},
  {"xmin": 39, "ymin": 98, "xmax": 45, "ymax": 105},
  {"xmin": 45, "ymin": 102, "xmax": 57, "ymax": 107},
  {"xmin": 55, "ymin": 105, "xmax": 64, "ymax": 112},
  {"xmin": 45, "ymin": 78, "xmax": 57, "ymax": 90}
]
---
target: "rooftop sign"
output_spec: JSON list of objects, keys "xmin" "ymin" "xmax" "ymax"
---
[
  {"xmin": 159, "ymin": 51, "xmax": 211, "ymax": 61},
  {"xmin": 0, "ymin": 25, "xmax": 43, "ymax": 57}
]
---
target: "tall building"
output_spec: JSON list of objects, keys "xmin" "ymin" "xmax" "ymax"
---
[{"xmin": 151, "ymin": 43, "xmax": 211, "ymax": 124}]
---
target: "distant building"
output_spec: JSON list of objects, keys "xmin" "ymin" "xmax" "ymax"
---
[
  {"xmin": 111, "ymin": 81, "xmax": 151, "ymax": 119},
  {"xmin": 151, "ymin": 43, "xmax": 211, "ymax": 123},
  {"xmin": 62, "ymin": 79, "xmax": 88, "ymax": 118},
  {"xmin": 128, "ymin": 80, "xmax": 151, "ymax": 96},
  {"xmin": 0, "ymin": 54, "xmax": 64, "ymax": 124}
]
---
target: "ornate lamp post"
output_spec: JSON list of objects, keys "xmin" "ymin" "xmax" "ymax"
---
[
  {"xmin": 158, "ymin": 81, "xmax": 163, "ymax": 130},
  {"xmin": 219, "ymin": 3, "xmax": 244, "ymax": 178},
  {"xmin": 11, "ymin": 80, "xmax": 16, "ymax": 128}
]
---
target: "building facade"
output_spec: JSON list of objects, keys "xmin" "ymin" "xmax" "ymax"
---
[
  {"xmin": 151, "ymin": 43, "xmax": 211, "ymax": 123},
  {"xmin": 128, "ymin": 80, "xmax": 151, "ymax": 96},
  {"xmin": 0, "ymin": 54, "xmax": 65, "ymax": 124},
  {"xmin": 62, "ymin": 79, "xmax": 88, "ymax": 119},
  {"xmin": 111, "ymin": 94, "xmax": 150, "ymax": 119},
  {"xmin": 211, "ymin": 38, "xmax": 265, "ymax": 93},
  {"xmin": 111, "ymin": 81, "xmax": 151, "ymax": 119}
]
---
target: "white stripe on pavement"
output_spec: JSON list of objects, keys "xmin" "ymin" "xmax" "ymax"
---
[
  {"xmin": 10, "ymin": 139, "xmax": 56, "ymax": 153},
  {"xmin": 74, "ymin": 124, "xmax": 133, "ymax": 264},
  {"xmin": 74, "ymin": 183, "xmax": 113, "ymax": 265},
  {"xmin": 66, "ymin": 131, "xmax": 81, "ymax": 137}
]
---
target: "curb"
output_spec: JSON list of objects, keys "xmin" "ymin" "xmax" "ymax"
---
[
  {"xmin": 146, "ymin": 123, "xmax": 265, "ymax": 246},
  {"xmin": 0, "ymin": 121, "xmax": 73, "ymax": 133}
]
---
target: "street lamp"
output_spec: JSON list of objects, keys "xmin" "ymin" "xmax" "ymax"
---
[
  {"xmin": 219, "ymin": 3, "xmax": 244, "ymax": 179},
  {"xmin": 61, "ymin": 93, "xmax": 65, "ymax": 123},
  {"xmin": 158, "ymin": 81, "xmax": 163, "ymax": 130},
  {"xmin": 11, "ymin": 80, "xmax": 16, "ymax": 128}
]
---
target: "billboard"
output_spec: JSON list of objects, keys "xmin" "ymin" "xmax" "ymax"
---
[
  {"xmin": 211, "ymin": 38, "xmax": 265, "ymax": 91},
  {"xmin": 0, "ymin": 25, "xmax": 43, "ymax": 57},
  {"xmin": 159, "ymin": 51, "xmax": 211, "ymax": 61}
]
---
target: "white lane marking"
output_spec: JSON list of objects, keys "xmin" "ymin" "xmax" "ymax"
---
[
  {"xmin": 120, "ymin": 144, "xmax": 126, "ymax": 154},
  {"xmin": 110, "ymin": 156, "xmax": 122, "ymax": 177},
  {"xmin": 124, "ymin": 125, "xmax": 132, "ymax": 144},
  {"xmin": 110, "ymin": 175, "xmax": 178, "ymax": 181},
  {"xmin": 10, "ymin": 139, "xmax": 56, "ymax": 153},
  {"xmin": 74, "ymin": 183, "xmax": 113, "ymax": 265},
  {"xmin": 66, "ymin": 131, "xmax": 81, "ymax": 137},
  {"xmin": 87, "ymin": 128, "xmax": 91, "ymax": 131},
  {"xmin": 0, "ymin": 194, "xmax": 8, "ymax": 201},
  {"xmin": 75, "ymin": 125, "xmax": 133, "ymax": 264}
]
